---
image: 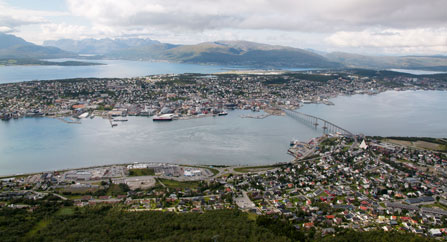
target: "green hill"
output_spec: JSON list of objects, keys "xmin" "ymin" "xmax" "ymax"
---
[
  {"xmin": 0, "ymin": 33, "xmax": 76, "ymax": 59},
  {"xmin": 107, "ymin": 41, "xmax": 341, "ymax": 68},
  {"xmin": 326, "ymin": 52, "xmax": 447, "ymax": 71}
]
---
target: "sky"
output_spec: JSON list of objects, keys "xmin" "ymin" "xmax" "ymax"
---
[{"xmin": 0, "ymin": 0, "xmax": 445, "ymax": 55}]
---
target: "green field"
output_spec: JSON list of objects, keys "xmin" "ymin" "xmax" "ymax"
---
[
  {"xmin": 206, "ymin": 167, "xmax": 219, "ymax": 176},
  {"xmin": 55, "ymin": 207, "xmax": 75, "ymax": 216},
  {"xmin": 128, "ymin": 168, "xmax": 155, "ymax": 176},
  {"xmin": 234, "ymin": 164, "xmax": 282, "ymax": 173},
  {"xmin": 106, "ymin": 183, "xmax": 130, "ymax": 196},
  {"xmin": 158, "ymin": 178, "xmax": 201, "ymax": 189},
  {"xmin": 25, "ymin": 218, "xmax": 50, "ymax": 238}
]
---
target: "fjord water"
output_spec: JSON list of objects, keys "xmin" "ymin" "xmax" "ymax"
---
[
  {"xmin": 0, "ymin": 110, "xmax": 321, "ymax": 176},
  {"xmin": 0, "ymin": 59, "xmax": 236, "ymax": 83},
  {"xmin": 299, "ymin": 90, "xmax": 447, "ymax": 138},
  {"xmin": 0, "ymin": 90, "xmax": 446, "ymax": 176},
  {"xmin": 0, "ymin": 59, "xmax": 320, "ymax": 83}
]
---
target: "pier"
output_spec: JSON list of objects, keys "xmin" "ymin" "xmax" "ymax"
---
[
  {"xmin": 240, "ymin": 114, "xmax": 271, "ymax": 119},
  {"xmin": 56, "ymin": 117, "xmax": 81, "ymax": 124},
  {"xmin": 283, "ymin": 109, "xmax": 354, "ymax": 137}
]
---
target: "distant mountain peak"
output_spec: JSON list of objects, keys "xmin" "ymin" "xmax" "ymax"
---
[
  {"xmin": 44, "ymin": 37, "xmax": 161, "ymax": 55},
  {"xmin": 0, "ymin": 33, "xmax": 75, "ymax": 59},
  {"xmin": 0, "ymin": 32, "xmax": 33, "ymax": 49}
]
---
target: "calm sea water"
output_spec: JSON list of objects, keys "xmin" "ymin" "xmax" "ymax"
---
[
  {"xmin": 0, "ymin": 110, "xmax": 321, "ymax": 176},
  {"xmin": 299, "ymin": 90, "xmax": 447, "ymax": 138},
  {"xmin": 1, "ymin": 58, "xmax": 443, "ymax": 84},
  {"xmin": 0, "ymin": 59, "xmax": 318, "ymax": 83},
  {"xmin": 389, "ymin": 69, "xmax": 446, "ymax": 75},
  {"xmin": 0, "ymin": 90, "xmax": 445, "ymax": 176},
  {"xmin": 0, "ymin": 59, "xmax": 240, "ymax": 83}
]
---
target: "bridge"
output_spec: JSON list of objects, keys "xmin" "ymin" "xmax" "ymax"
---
[{"xmin": 283, "ymin": 109, "xmax": 354, "ymax": 137}]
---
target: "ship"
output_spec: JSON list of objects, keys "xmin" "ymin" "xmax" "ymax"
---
[
  {"xmin": 290, "ymin": 139, "xmax": 299, "ymax": 146},
  {"xmin": 153, "ymin": 114, "xmax": 174, "ymax": 121},
  {"xmin": 218, "ymin": 111, "xmax": 228, "ymax": 116},
  {"xmin": 78, "ymin": 112, "xmax": 89, "ymax": 119}
]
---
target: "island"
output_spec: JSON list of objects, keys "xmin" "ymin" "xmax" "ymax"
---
[
  {"xmin": 0, "ymin": 58, "xmax": 104, "ymax": 67},
  {"xmin": 1, "ymin": 69, "xmax": 446, "ymax": 123}
]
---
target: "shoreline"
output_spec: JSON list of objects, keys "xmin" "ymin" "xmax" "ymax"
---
[
  {"xmin": 2, "ymin": 134, "xmax": 445, "ymax": 179},
  {"xmin": 0, "ymin": 160, "xmax": 291, "ymax": 179},
  {"xmin": 2, "ymin": 88, "xmax": 445, "ymax": 123}
]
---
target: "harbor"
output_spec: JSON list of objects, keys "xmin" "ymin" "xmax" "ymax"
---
[{"xmin": 0, "ymin": 90, "xmax": 446, "ymax": 176}]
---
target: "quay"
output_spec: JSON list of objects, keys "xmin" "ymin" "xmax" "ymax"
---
[
  {"xmin": 240, "ymin": 114, "xmax": 270, "ymax": 119},
  {"xmin": 56, "ymin": 117, "xmax": 81, "ymax": 124}
]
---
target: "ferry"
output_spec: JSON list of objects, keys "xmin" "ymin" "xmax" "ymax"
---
[
  {"xmin": 290, "ymin": 139, "xmax": 299, "ymax": 146},
  {"xmin": 78, "ymin": 112, "xmax": 89, "ymax": 119},
  {"xmin": 153, "ymin": 114, "xmax": 174, "ymax": 121}
]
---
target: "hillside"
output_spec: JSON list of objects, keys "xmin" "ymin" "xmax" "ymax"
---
[
  {"xmin": 8, "ymin": 32, "xmax": 447, "ymax": 70},
  {"xmin": 107, "ymin": 41, "xmax": 341, "ymax": 68},
  {"xmin": 0, "ymin": 33, "xmax": 76, "ymax": 59},
  {"xmin": 43, "ymin": 38, "xmax": 161, "ymax": 55},
  {"xmin": 326, "ymin": 52, "xmax": 447, "ymax": 71}
]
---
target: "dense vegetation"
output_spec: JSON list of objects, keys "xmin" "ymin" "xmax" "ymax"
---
[
  {"xmin": 128, "ymin": 168, "xmax": 155, "ymax": 176},
  {"xmin": 0, "ymin": 198, "xmax": 435, "ymax": 242}
]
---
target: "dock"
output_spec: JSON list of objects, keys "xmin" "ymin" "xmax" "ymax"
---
[
  {"xmin": 108, "ymin": 117, "xmax": 118, "ymax": 127},
  {"xmin": 240, "ymin": 114, "xmax": 270, "ymax": 119},
  {"xmin": 56, "ymin": 117, "xmax": 81, "ymax": 124}
]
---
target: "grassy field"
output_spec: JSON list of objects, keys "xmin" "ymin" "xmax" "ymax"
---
[
  {"xmin": 157, "ymin": 178, "xmax": 201, "ymax": 189},
  {"xmin": 25, "ymin": 218, "xmax": 50, "ymax": 238},
  {"xmin": 383, "ymin": 137, "xmax": 447, "ymax": 152},
  {"xmin": 57, "ymin": 186, "xmax": 100, "ymax": 195},
  {"xmin": 128, "ymin": 168, "xmax": 155, "ymax": 176},
  {"xmin": 423, "ymin": 202, "xmax": 447, "ymax": 210},
  {"xmin": 234, "ymin": 164, "xmax": 282, "ymax": 173},
  {"xmin": 106, "ymin": 184, "xmax": 129, "ymax": 196},
  {"xmin": 206, "ymin": 167, "xmax": 219, "ymax": 176},
  {"xmin": 55, "ymin": 207, "xmax": 75, "ymax": 216}
]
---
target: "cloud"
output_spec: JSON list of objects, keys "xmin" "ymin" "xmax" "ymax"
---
[
  {"xmin": 326, "ymin": 28, "xmax": 447, "ymax": 55},
  {"xmin": 0, "ymin": 1, "xmax": 68, "ymax": 32},
  {"xmin": 66, "ymin": 0, "xmax": 447, "ymax": 32},
  {"xmin": 0, "ymin": 26, "xmax": 12, "ymax": 33},
  {"xmin": 2, "ymin": 0, "xmax": 445, "ymax": 55}
]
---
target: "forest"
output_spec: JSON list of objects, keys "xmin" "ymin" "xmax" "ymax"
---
[{"xmin": 0, "ymin": 197, "xmax": 434, "ymax": 242}]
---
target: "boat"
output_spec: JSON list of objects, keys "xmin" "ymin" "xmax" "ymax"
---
[
  {"xmin": 114, "ymin": 119, "xmax": 128, "ymax": 122},
  {"xmin": 78, "ymin": 112, "xmax": 89, "ymax": 119},
  {"xmin": 218, "ymin": 111, "xmax": 228, "ymax": 116},
  {"xmin": 290, "ymin": 139, "xmax": 299, "ymax": 146},
  {"xmin": 153, "ymin": 114, "xmax": 174, "ymax": 121}
]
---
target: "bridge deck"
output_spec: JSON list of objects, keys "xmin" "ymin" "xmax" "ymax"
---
[{"xmin": 283, "ymin": 109, "xmax": 353, "ymax": 136}]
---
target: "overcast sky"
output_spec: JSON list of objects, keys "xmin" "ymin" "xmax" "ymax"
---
[{"xmin": 0, "ymin": 0, "xmax": 445, "ymax": 55}]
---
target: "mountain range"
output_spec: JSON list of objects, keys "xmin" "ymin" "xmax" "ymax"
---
[
  {"xmin": 43, "ymin": 38, "xmax": 160, "ymax": 55},
  {"xmin": 0, "ymin": 33, "xmax": 75, "ymax": 59},
  {"xmin": 1, "ymin": 32, "xmax": 446, "ymax": 70}
]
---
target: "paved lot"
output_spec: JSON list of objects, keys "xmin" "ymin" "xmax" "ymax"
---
[{"xmin": 124, "ymin": 176, "xmax": 156, "ymax": 190}]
